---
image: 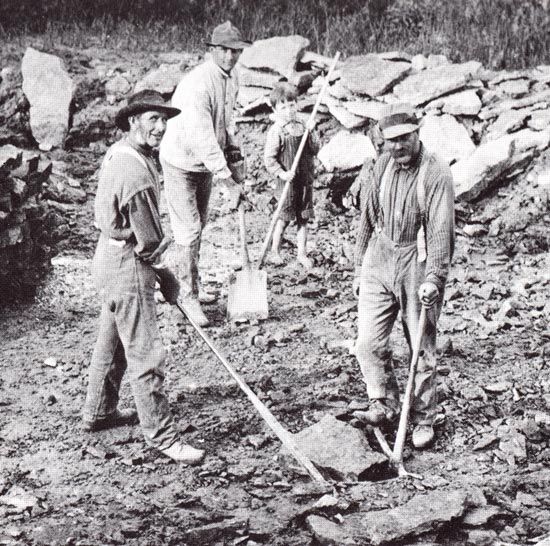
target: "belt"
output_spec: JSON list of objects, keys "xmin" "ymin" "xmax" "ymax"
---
[{"xmin": 108, "ymin": 238, "xmax": 128, "ymax": 248}]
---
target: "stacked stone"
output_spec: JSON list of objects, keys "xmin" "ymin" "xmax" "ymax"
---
[
  {"xmin": 0, "ymin": 145, "xmax": 53, "ymax": 304},
  {"xmin": 231, "ymin": 38, "xmax": 550, "ymax": 203}
]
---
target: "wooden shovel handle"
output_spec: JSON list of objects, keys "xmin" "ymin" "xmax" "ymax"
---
[
  {"xmin": 238, "ymin": 203, "xmax": 250, "ymax": 270},
  {"xmin": 176, "ymin": 303, "xmax": 327, "ymax": 484},
  {"xmin": 257, "ymin": 51, "xmax": 341, "ymax": 269},
  {"xmin": 392, "ymin": 305, "xmax": 427, "ymax": 462}
]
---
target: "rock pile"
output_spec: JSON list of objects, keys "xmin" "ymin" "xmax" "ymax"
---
[
  {"xmin": 0, "ymin": 145, "xmax": 53, "ymax": 304},
  {"xmin": 235, "ymin": 41, "xmax": 550, "ymax": 203}
]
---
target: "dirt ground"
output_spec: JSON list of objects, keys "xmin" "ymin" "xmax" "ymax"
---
[{"xmin": 1, "ymin": 45, "xmax": 550, "ymax": 546}]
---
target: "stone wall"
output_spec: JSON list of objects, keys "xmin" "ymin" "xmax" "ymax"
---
[{"xmin": 0, "ymin": 145, "xmax": 54, "ymax": 304}]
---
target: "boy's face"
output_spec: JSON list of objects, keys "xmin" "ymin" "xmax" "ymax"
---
[{"xmin": 274, "ymin": 99, "xmax": 297, "ymax": 123}]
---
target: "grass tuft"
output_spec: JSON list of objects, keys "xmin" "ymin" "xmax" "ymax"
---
[{"xmin": 0, "ymin": 0, "xmax": 549, "ymax": 68}]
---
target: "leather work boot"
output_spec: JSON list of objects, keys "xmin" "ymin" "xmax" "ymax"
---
[
  {"xmin": 161, "ymin": 442, "xmax": 205, "ymax": 464},
  {"xmin": 82, "ymin": 408, "xmax": 139, "ymax": 432},
  {"xmin": 353, "ymin": 399, "xmax": 396, "ymax": 426},
  {"xmin": 198, "ymin": 288, "xmax": 217, "ymax": 305},
  {"xmin": 181, "ymin": 297, "xmax": 210, "ymax": 327},
  {"xmin": 412, "ymin": 425, "xmax": 435, "ymax": 449}
]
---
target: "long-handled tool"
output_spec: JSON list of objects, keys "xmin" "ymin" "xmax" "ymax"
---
[
  {"xmin": 256, "ymin": 51, "xmax": 341, "ymax": 269},
  {"xmin": 226, "ymin": 203, "xmax": 268, "ymax": 322},
  {"xmin": 373, "ymin": 305, "xmax": 428, "ymax": 479},
  {"xmin": 176, "ymin": 302, "xmax": 327, "ymax": 484}
]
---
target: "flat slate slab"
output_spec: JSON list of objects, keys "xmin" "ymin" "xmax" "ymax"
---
[
  {"xmin": 451, "ymin": 128, "xmax": 550, "ymax": 201},
  {"xmin": 440, "ymin": 89, "xmax": 482, "ymax": 116},
  {"xmin": 22, "ymin": 47, "xmax": 75, "ymax": 150},
  {"xmin": 344, "ymin": 100, "xmax": 387, "ymax": 121},
  {"xmin": 281, "ymin": 414, "xmax": 386, "ymax": 480},
  {"xmin": 235, "ymin": 64, "xmax": 283, "ymax": 89},
  {"xmin": 239, "ymin": 35, "xmax": 310, "ymax": 79},
  {"xmin": 349, "ymin": 489, "xmax": 473, "ymax": 545},
  {"xmin": 134, "ymin": 63, "xmax": 187, "ymax": 95},
  {"xmin": 420, "ymin": 114, "xmax": 475, "ymax": 164},
  {"xmin": 323, "ymin": 96, "xmax": 368, "ymax": 129},
  {"xmin": 318, "ymin": 131, "xmax": 377, "ymax": 172},
  {"xmin": 340, "ymin": 54, "xmax": 411, "ymax": 97},
  {"xmin": 393, "ymin": 61, "xmax": 482, "ymax": 106}
]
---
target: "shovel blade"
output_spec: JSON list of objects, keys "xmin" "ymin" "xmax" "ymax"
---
[{"xmin": 227, "ymin": 268, "xmax": 269, "ymax": 322}]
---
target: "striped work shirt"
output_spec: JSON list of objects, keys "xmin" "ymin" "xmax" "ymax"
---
[{"xmin": 354, "ymin": 146, "xmax": 455, "ymax": 290}]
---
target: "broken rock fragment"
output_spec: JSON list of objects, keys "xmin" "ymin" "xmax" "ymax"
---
[
  {"xmin": 280, "ymin": 414, "xmax": 386, "ymax": 481},
  {"xmin": 21, "ymin": 47, "xmax": 75, "ymax": 150}
]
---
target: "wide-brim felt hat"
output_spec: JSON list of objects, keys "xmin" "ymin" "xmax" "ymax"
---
[
  {"xmin": 379, "ymin": 102, "xmax": 419, "ymax": 139},
  {"xmin": 115, "ymin": 89, "xmax": 181, "ymax": 131},
  {"xmin": 205, "ymin": 20, "xmax": 251, "ymax": 50}
]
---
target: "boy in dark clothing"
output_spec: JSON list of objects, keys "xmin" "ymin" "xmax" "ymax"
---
[{"xmin": 264, "ymin": 82, "xmax": 318, "ymax": 269}]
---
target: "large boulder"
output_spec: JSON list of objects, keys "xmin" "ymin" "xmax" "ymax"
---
[
  {"xmin": 21, "ymin": 47, "xmax": 75, "ymax": 150},
  {"xmin": 420, "ymin": 114, "xmax": 476, "ymax": 164},
  {"xmin": 318, "ymin": 131, "xmax": 377, "ymax": 172},
  {"xmin": 393, "ymin": 61, "xmax": 482, "ymax": 106},
  {"xmin": 340, "ymin": 55, "xmax": 411, "ymax": 97},
  {"xmin": 239, "ymin": 35, "xmax": 310, "ymax": 79}
]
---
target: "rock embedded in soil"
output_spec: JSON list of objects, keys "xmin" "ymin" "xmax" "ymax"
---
[
  {"xmin": 349, "ymin": 489, "xmax": 475, "ymax": 545},
  {"xmin": 21, "ymin": 47, "xmax": 75, "ymax": 150},
  {"xmin": 307, "ymin": 515, "xmax": 357, "ymax": 545},
  {"xmin": 280, "ymin": 414, "xmax": 386, "ymax": 481}
]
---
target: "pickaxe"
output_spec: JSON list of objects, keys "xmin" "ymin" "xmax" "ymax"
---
[{"xmin": 373, "ymin": 305, "xmax": 428, "ymax": 479}]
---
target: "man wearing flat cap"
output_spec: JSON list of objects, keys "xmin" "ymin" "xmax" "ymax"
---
[
  {"xmin": 82, "ymin": 90, "xmax": 205, "ymax": 464},
  {"xmin": 352, "ymin": 103, "xmax": 455, "ymax": 449},
  {"xmin": 160, "ymin": 21, "xmax": 251, "ymax": 327}
]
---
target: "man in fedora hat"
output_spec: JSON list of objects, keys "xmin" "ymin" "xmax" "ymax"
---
[
  {"xmin": 160, "ymin": 21, "xmax": 251, "ymax": 327},
  {"xmin": 352, "ymin": 103, "xmax": 455, "ymax": 449},
  {"xmin": 82, "ymin": 89, "xmax": 205, "ymax": 464}
]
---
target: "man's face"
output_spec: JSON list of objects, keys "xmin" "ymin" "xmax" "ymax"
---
[
  {"xmin": 385, "ymin": 130, "xmax": 420, "ymax": 165},
  {"xmin": 274, "ymin": 99, "xmax": 297, "ymax": 123},
  {"xmin": 129, "ymin": 110, "xmax": 167, "ymax": 149},
  {"xmin": 211, "ymin": 45, "xmax": 242, "ymax": 72}
]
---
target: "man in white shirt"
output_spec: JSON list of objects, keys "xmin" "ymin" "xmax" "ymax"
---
[{"xmin": 160, "ymin": 21, "xmax": 249, "ymax": 326}]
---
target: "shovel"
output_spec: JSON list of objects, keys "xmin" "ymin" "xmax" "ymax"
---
[
  {"xmin": 373, "ymin": 305, "xmax": 427, "ymax": 479},
  {"xmin": 227, "ymin": 203, "xmax": 269, "ymax": 322},
  {"xmin": 176, "ymin": 302, "xmax": 327, "ymax": 484}
]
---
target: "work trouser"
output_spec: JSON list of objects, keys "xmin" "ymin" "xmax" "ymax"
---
[
  {"xmin": 83, "ymin": 236, "xmax": 178, "ymax": 450},
  {"xmin": 161, "ymin": 159, "xmax": 212, "ymax": 299},
  {"xmin": 355, "ymin": 230, "xmax": 443, "ymax": 425}
]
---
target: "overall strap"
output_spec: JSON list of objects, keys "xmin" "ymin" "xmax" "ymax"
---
[
  {"xmin": 416, "ymin": 153, "xmax": 429, "ymax": 263},
  {"xmin": 376, "ymin": 156, "xmax": 395, "ymax": 232}
]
